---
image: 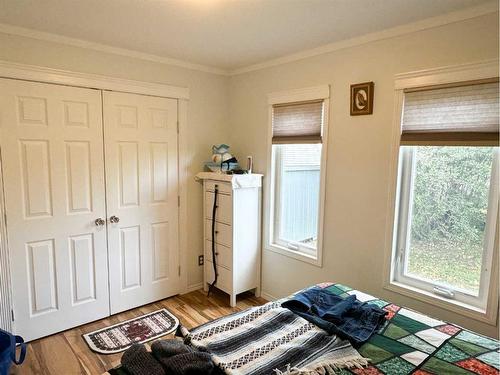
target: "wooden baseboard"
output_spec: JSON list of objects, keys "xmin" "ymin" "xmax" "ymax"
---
[
  {"xmin": 260, "ymin": 291, "xmax": 276, "ymax": 301},
  {"xmin": 184, "ymin": 282, "xmax": 203, "ymax": 293}
]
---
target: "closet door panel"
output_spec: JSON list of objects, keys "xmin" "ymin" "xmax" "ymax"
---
[
  {"xmin": 65, "ymin": 141, "xmax": 93, "ymax": 214},
  {"xmin": 104, "ymin": 91, "xmax": 179, "ymax": 314},
  {"xmin": 118, "ymin": 142, "xmax": 140, "ymax": 207},
  {"xmin": 0, "ymin": 79, "xmax": 109, "ymax": 341}
]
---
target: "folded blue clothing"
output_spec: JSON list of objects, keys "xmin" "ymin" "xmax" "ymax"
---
[{"xmin": 281, "ymin": 287, "xmax": 387, "ymax": 346}]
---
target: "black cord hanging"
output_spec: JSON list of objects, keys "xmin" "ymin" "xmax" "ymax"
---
[{"xmin": 207, "ymin": 185, "xmax": 219, "ymax": 297}]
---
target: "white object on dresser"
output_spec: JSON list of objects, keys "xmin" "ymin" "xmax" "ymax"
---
[{"xmin": 196, "ymin": 172, "xmax": 263, "ymax": 307}]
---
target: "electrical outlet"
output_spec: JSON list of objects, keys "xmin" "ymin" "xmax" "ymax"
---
[{"xmin": 198, "ymin": 255, "xmax": 204, "ymax": 266}]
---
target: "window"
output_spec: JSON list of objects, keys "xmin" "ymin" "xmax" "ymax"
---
[
  {"xmin": 266, "ymin": 86, "xmax": 329, "ymax": 265},
  {"xmin": 273, "ymin": 143, "xmax": 322, "ymax": 257},
  {"xmin": 392, "ymin": 81, "xmax": 499, "ymax": 312}
]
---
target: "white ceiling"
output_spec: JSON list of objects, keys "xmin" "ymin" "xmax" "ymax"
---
[{"xmin": 0, "ymin": 0, "xmax": 495, "ymax": 72}]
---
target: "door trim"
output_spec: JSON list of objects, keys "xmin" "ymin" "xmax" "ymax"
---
[
  {"xmin": 0, "ymin": 60, "xmax": 189, "ymax": 99},
  {"xmin": 0, "ymin": 152, "xmax": 12, "ymax": 332},
  {"xmin": 178, "ymin": 99, "xmax": 189, "ymax": 294},
  {"xmin": 0, "ymin": 61, "xmax": 190, "ymax": 333}
]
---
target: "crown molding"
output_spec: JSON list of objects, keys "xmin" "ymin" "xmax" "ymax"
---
[
  {"xmin": 230, "ymin": 1, "xmax": 499, "ymax": 76},
  {"xmin": 0, "ymin": 1, "xmax": 497, "ymax": 77},
  {"xmin": 0, "ymin": 23, "xmax": 229, "ymax": 76}
]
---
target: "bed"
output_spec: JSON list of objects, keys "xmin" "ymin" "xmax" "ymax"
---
[
  {"xmin": 181, "ymin": 283, "xmax": 499, "ymax": 375},
  {"xmin": 110, "ymin": 283, "xmax": 500, "ymax": 374}
]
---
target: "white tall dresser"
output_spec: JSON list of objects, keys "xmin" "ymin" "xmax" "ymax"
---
[{"xmin": 196, "ymin": 172, "xmax": 263, "ymax": 306}]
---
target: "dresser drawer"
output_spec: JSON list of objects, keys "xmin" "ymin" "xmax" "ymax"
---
[
  {"xmin": 205, "ymin": 180, "xmax": 232, "ymax": 195},
  {"xmin": 205, "ymin": 220, "xmax": 232, "ymax": 247},
  {"xmin": 205, "ymin": 191, "xmax": 232, "ymax": 224},
  {"xmin": 205, "ymin": 260, "xmax": 232, "ymax": 293},
  {"xmin": 205, "ymin": 240, "xmax": 232, "ymax": 270}
]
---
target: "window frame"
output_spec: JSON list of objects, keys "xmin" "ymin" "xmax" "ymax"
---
[
  {"xmin": 272, "ymin": 144, "xmax": 321, "ymax": 258},
  {"xmin": 383, "ymin": 60, "xmax": 499, "ymax": 325},
  {"xmin": 393, "ymin": 145, "xmax": 499, "ymax": 310},
  {"xmin": 265, "ymin": 85, "xmax": 330, "ymax": 267}
]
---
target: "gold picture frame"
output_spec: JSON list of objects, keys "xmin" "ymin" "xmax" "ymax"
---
[{"xmin": 350, "ymin": 82, "xmax": 374, "ymax": 116}]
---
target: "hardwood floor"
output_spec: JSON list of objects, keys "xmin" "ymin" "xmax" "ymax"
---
[{"xmin": 12, "ymin": 289, "xmax": 267, "ymax": 375}]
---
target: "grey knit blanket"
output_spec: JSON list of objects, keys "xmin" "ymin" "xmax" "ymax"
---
[{"xmin": 181, "ymin": 301, "xmax": 368, "ymax": 375}]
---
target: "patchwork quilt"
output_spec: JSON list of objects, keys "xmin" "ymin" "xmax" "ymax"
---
[{"xmin": 318, "ymin": 283, "xmax": 499, "ymax": 375}]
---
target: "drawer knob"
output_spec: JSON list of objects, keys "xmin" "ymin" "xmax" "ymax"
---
[{"xmin": 215, "ymin": 231, "xmax": 219, "ymax": 234}]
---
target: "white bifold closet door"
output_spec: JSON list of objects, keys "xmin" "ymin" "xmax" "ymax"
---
[
  {"xmin": 0, "ymin": 79, "xmax": 109, "ymax": 341},
  {"xmin": 103, "ymin": 91, "xmax": 180, "ymax": 314},
  {"xmin": 0, "ymin": 80, "xmax": 180, "ymax": 341}
]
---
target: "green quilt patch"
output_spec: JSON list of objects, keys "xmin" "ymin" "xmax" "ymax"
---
[
  {"xmin": 456, "ymin": 331, "xmax": 500, "ymax": 350},
  {"xmin": 369, "ymin": 334, "xmax": 415, "ymax": 356},
  {"xmin": 449, "ymin": 338, "xmax": 490, "ymax": 356},
  {"xmin": 421, "ymin": 357, "xmax": 474, "ymax": 374},
  {"xmin": 368, "ymin": 299, "xmax": 389, "ymax": 309},
  {"xmin": 383, "ymin": 323, "xmax": 410, "ymax": 340},
  {"xmin": 325, "ymin": 285, "xmax": 347, "ymax": 296},
  {"xmin": 358, "ymin": 343, "xmax": 394, "ymax": 364},
  {"xmin": 376, "ymin": 357, "xmax": 415, "ymax": 375},
  {"xmin": 333, "ymin": 284, "xmax": 352, "ymax": 292},
  {"xmin": 434, "ymin": 343, "xmax": 470, "ymax": 362},
  {"xmin": 391, "ymin": 314, "xmax": 430, "ymax": 334}
]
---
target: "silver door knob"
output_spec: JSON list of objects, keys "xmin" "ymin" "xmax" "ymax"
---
[
  {"xmin": 95, "ymin": 218, "xmax": 105, "ymax": 226},
  {"xmin": 110, "ymin": 215, "xmax": 120, "ymax": 223}
]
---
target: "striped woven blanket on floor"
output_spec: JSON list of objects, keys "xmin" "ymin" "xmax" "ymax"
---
[{"xmin": 181, "ymin": 301, "xmax": 369, "ymax": 375}]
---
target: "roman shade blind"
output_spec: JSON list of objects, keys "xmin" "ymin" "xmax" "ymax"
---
[
  {"xmin": 272, "ymin": 100, "xmax": 324, "ymax": 144},
  {"xmin": 401, "ymin": 81, "xmax": 499, "ymax": 145}
]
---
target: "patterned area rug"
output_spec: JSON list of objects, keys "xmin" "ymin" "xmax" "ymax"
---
[{"xmin": 83, "ymin": 309, "xmax": 179, "ymax": 354}]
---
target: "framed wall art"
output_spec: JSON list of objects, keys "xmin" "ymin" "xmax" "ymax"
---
[{"xmin": 350, "ymin": 81, "xmax": 374, "ymax": 115}]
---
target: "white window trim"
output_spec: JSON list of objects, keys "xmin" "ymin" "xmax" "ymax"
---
[
  {"xmin": 264, "ymin": 85, "xmax": 330, "ymax": 267},
  {"xmin": 382, "ymin": 59, "xmax": 500, "ymax": 325}
]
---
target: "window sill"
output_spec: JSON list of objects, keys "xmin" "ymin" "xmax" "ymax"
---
[
  {"xmin": 384, "ymin": 280, "xmax": 497, "ymax": 326},
  {"xmin": 265, "ymin": 243, "xmax": 322, "ymax": 267}
]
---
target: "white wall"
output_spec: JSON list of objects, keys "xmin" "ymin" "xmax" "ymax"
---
[
  {"xmin": 0, "ymin": 31, "xmax": 229, "ymax": 290},
  {"xmin": 227, "ymin": 12, "xmax": 499, "ymax": 338}
]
